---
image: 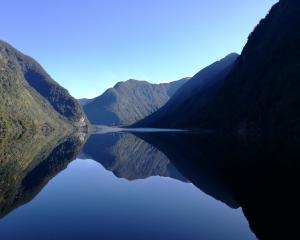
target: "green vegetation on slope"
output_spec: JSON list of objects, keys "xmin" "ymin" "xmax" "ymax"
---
[
  {"xmin": 0, "ymin": 40, "xmax": 88, "ymax": 133},
  {"xmin": 83, "ymin": 78, "xmax": 189, "ymax": 126},
  {"xmin": 0, "ymin": 55, "xmax": 68, "ymax": 134}
]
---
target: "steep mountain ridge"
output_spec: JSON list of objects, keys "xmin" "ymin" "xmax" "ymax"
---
[
  {"xmin": 0, "ymin": 40, "xmax": 88, "ymax": 132},
  {"xmin": 135, "ymin": 0, "xmax": 300, "ymax": 134},
  {"xmin": 193, "ymin": 0, "xmax": 300, "ymax": 133},
  {"xmin": 133, "ymin": 53, "xmax": 239, "ymax": 128}
]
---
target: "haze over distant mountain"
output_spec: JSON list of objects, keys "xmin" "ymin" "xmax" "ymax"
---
[
  {"xmin": 78, "ymin": 98, "xmax": 92, "ymax": 106},
  {"xmin": 133, "ymin": 53, "xmax": 239, "ymax": 128},
  {"xmin": 83, "ymin": 78, "xmax": 189, "ymax": 126},
  {"xmin": 0, "ymin": 40, "xmax": 88, "ymax": 133}
]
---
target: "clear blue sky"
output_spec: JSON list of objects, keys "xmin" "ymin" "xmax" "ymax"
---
[{"xmin": 1, "ymin": 0, "xmax": 277, "ymax": 98}]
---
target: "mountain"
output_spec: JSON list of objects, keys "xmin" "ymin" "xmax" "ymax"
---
[
  {"xmin": 133, "ymin": 53, "xmax": 239, "ymax": 128},
  {"xmin": 192, "ymin": 0, "xmax": 300, "ymax": 134},
  {"xmin": 78, "ymin": 98, "xmax": 92, "ymax": 106},
  {"xmin": 137, "ymin": 0, "xmax": 300, "ymax": 133},
  {"xmin": 0, "ymin": 40, "xmax": 88, "ymax": 133},
  {"xmin": 83, "ymin": 78, "xmax": 189, "ymax": 126}
]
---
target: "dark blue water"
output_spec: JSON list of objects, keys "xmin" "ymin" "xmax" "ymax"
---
[
  {"xmin": 0, "ymin": 159, "xmax": 255, "ymax": 240},
  {"xmin": 0, "ymin": 131, "xmax": 261, "ymax": 240}
]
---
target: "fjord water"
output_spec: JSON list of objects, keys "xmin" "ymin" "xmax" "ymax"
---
[
  {"xmin": 1, "ymin": 131, "xmax": 297, "ymax": 240},
  {"xmin": 0, "ymin": 160, "xmax": 254, "ymax": 240}
]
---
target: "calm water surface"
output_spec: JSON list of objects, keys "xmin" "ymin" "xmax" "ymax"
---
[
  {"xmin": 0, "ymin": 159, "xmax": 255, "ymax": 240},
  {"xmin": 2, "ymin": 130, "xmax": 297, "ymax": 240}
]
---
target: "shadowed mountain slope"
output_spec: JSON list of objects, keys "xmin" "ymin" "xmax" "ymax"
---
[
  {"xmin": 139, "ymin": 0, "xmax": 300, "ymax": 133},
  {"xmin": 136, "ymin": 0, "xmax": 300, "ymax": 134},
  {"xmin": 133, "ymin": 53, "xmax": 238, "ymax": 128},
  {"xmin": 192, "ymin": 0, "xmax": 300, "ymax": 134}
]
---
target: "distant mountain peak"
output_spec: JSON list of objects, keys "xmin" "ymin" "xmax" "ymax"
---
[{"xmin": 83, "ymin": 78, "xmax": 189, "ymax": 126}]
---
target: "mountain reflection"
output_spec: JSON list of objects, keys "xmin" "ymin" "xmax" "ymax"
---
[
  {"xmin": 79, "ymin": 132, "xmax": 187, "ymax": 181},
  {"xmin": 134, "ymin": 132, "xmax": 300, "ymax": 240},
  {"xmin": 1, "ymin": 129, "xmax": 299, "ymax": 240},
  {"xmin": 0, "ymin": 131, "xmax": 87, "ymax": 218}
]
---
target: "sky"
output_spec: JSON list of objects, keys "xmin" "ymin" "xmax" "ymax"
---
[{"xmin": 0, "ymin": 0, "xmax": 278, "ymax": 99}]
